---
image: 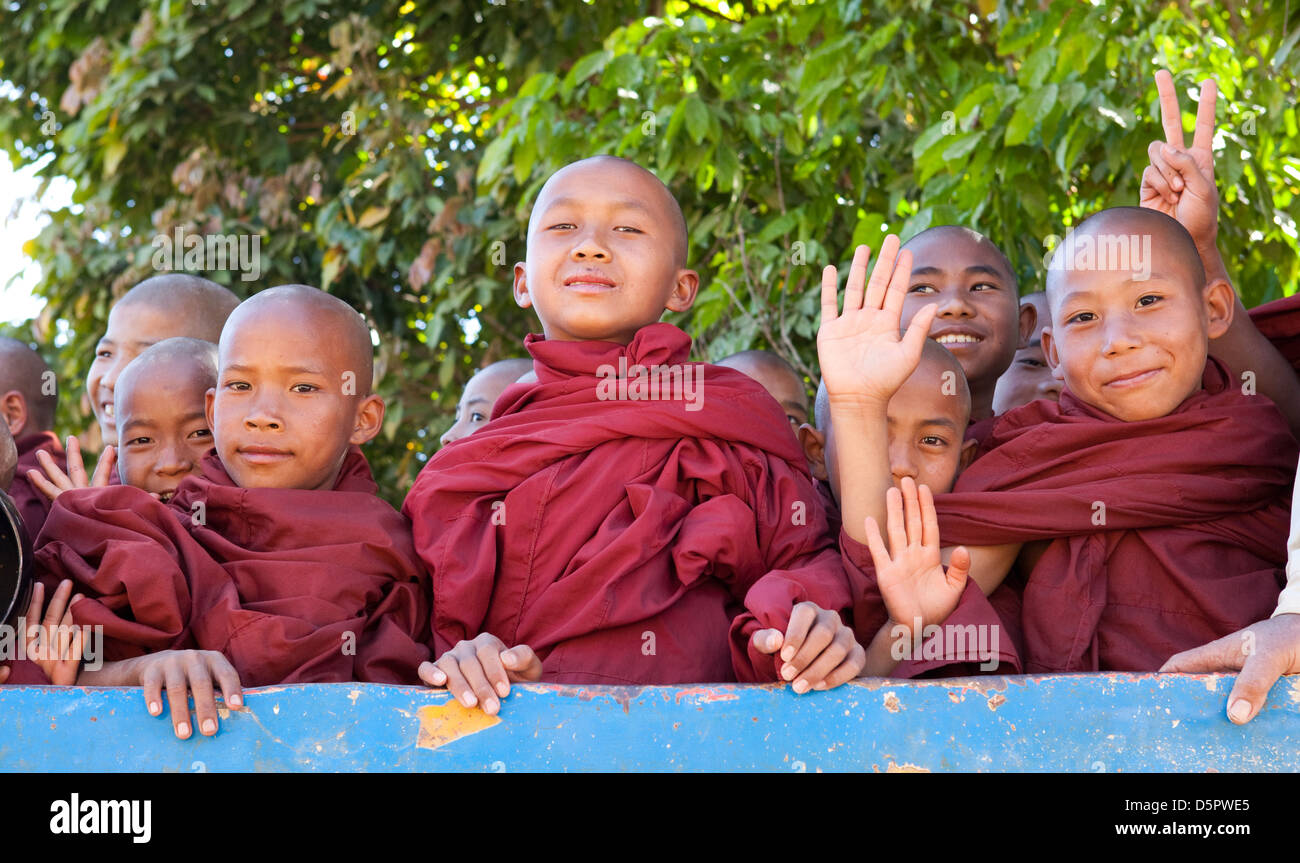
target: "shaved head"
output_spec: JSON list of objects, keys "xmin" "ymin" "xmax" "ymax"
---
[
  {"xmin": 716, "ymin": 349, "xmax": 801, "ymax": 383},
  {"xmin": 478, "ymin": 358, "xmax": 534, "ymax": 385},
  {"xmin": 718, "ymin": 349, "xmax": 808, "ymax": 430},
  {"xmin": 0, "ymin": 422, "xmax": 14, "ymax": 491},
  {"xmin": 530, "ymin": 155, "xmax": 689, "ymax": 267},
  {"xmin": 118, "ymin": 274, "xmax": 240, "ymax": 343},
  {"xmin": 226, "ymin": 285, "xmax": 374, "ymax": 395},
  {"xmin": 0, "ymin": 336, "xmax": 56, "ymax": 434},
  {"xmin": 116, "ymin": 337, "xmax": 218, "ymax": 403},
  {"xmin": 902, "ymin": 225, "xmax": 1018, "ymax": 291}
]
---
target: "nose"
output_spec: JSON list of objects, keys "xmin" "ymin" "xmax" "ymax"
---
[
  {"xmin": 155, "ymin": 441, "xmax": 196, "ymax": 477},
  {"xmin": 935, "ymin": 286, "xmax": 975, "ymax": 318},
  {"xmin": 889, "ymin": 439, "xmax": 919, "ymax": 484},
  {"xmin": 1038, "ymin": 375, "xmax": 1062, "ymax": 397},
  {"xmin": 243, "ymin": 392, "xmax": 284, "ymax": 431},
  {"xmin": 1100, "ymin": 313, "xmax": 1141, "ymax": 356},
  {"xmin": 440, "ymin": 419, "xmax": 465, "ymax": 448},
  {"xmin": 570, "ymin": 228, "xmax": 610, "ymax": 262}
]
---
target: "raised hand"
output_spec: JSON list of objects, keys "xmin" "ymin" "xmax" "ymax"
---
[
  {"xmin": 23, "ymin": 579, "xmax": 85, "ymax": 685},
  {"xmin": 817, "ymin": 235, "xmax": 938, "ymax": 409},
  {"xmin": 27, "ymin": 436, "xmax": 115, "ymax": 502},
  {"xmin": 864, "ymin": 477, "xmax": 970, "ymax": 641},
  {"xmin": 1140, "ymin": 69, "xmax": 1219, "ymax": 249}
]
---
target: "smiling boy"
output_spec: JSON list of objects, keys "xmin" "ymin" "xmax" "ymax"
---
[{"xmin": 405, "ymin": 156, "xmax": 862, "ymax": 710}]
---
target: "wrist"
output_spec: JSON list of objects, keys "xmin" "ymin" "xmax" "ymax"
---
[{"xmin": 826, "ymin": 392, "xmax": 890, "ymax": 415}]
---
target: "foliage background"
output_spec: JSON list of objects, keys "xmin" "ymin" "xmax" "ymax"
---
[{"xmin": 1, "ymin": 0, "xmax": 1297, "ymax": 504}]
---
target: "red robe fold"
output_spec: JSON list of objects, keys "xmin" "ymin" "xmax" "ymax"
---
[
  {"xmin": 34, "ymin": 449, "xmax": 431, "ymax": 686},
  {"xmin": 934, "ymin": 359, "xmax": 1295, "ymax": 673},
  {"xmin": 10, "ymin": 431, "xmax": 65, "ymax": 537},
  {"xmin": 402, "ymin": 323, "xmax": 854, "ymax": 684},
  {"xmin": 1249, "ymin": 293, "xmax": 1300, "ymax": 373}
]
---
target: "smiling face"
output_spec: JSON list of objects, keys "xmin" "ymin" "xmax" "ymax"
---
[
  {"xmin": 440, "ymin": 358, "xmax": 533, "ymax": 447},
  {"xmin": 802, "ymin": 343, "xmax": 975, "ymax": 504},
  {"xmin": 114, "ymin": 340, "xmax": 217, "ymax": 501},
  {"xmin": 900, "ymin": 227, "xmax": 1033, "ymax": 420},
  {"xmin": 207, "ymin": 287, "xmax": 384, "ymax": 490},
  {"xmin": 1042, "ymin": 209, "xmax": 1231, "ymax": 422},
  {"xmin": 992, "ymin": 292, "xmax": 1061, "ymax": 414},
  {"xmin": 514, "ymin": 156, "xmax": 699, "ymax": 345}
]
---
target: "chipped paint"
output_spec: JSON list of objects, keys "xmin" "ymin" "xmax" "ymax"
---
[
  {"xmin": 885, "ymin": 761, "xmax": 931, "ymax": 773},
  {"xmin": 415, "ymin": 702, "xmax": 502, "ymax": 750},
  {"xmin": 883, "ymin": 691, "xmax": 901, "ymax": 713},
  {"xmin": 986, "ymin": 693, "xmax": 1006, "ymax": 711},
  {"xmin": 673, "ymin": 686, "xmax": 740, "ymax": 705},
  {"xmin": 348, "ymin": 689, "xmax": 362, "ymax": 705}
]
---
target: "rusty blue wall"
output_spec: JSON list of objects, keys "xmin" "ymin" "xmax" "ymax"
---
[{"xmin": 1, "ymin": 673, "xmax": 1297, "ymax": 772}]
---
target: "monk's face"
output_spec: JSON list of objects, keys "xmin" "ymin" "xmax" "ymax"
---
[
  {"xmin": 993, "ymin": 296, "xmax": 1060, "ymax": 414},
  {"xmin": 207, "ymin": 304, "xmax": 382, "ymax": 490},
  {"xmin": 514, "ymin": 159, "xmax": 699, "ymax": 344},
  {"xmin": 804, "ymin": 361, "xmax": 974, "ymax": 505},
  {"xmin": 115, "ymin": 363, "xmax": 213, "ymax": 501},
  {"xmin": 87, "ymin": 303, "xmax": 176, "ymax": 446},
  {"xmin": 901, "ymin": 231, "xmax": 1032, "ymax": 398},
  {"xmin": 440, "ymin": 366, "xmax": 521, "ymax": 447},
  {"xmin": 1042, "ymin": 233, "xmax": 1231, "ymax": 422}
]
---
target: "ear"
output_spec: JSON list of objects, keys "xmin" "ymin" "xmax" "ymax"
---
[
  {"xmin": 349, "ymin": 394, "xmax": 386, "ymax": 446},
  {"xmin": 1039, "ymin": 326, "xmax": 1066, "ymax": 382},
  {"xmin": 204, "ymin": 387, "xmax": 216, "ymax": 431},
  {"xmin": 513, "ymin": 262, "xmax": 533, "ymax": 309},
  {"xmin": 1203, "ymin": 276, "xmax": 1235, "ymax": 340},
  {"xmin": 1016, "ymin": 300, "xmax": 1037, "ymax": 350},
  {"xmin": 663, "ymin": 268, "xmax": 700, "ymax": 314},
  {"xmin": 0, "ymin": 391, "xmax": 27, "ymax": 437},
  {"xmin": 797, "ymin": 422, "xmax": 828, "ymax": 481},
  {"xmin": 958, "ymin": 436, "xmax": 978, "ymax": 473}
]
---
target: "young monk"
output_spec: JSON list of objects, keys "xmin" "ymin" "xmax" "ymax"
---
[
  {"xmin": 991, "ymin": 292, "xmax": 1061, "ymax": 414},
  {"xmin": 405, "ymin": 155, "xmax": 863, "ymax": 712},
  {"xmin": 29, "ymin": 338, "xmax": 217, "ymax": 504},
  {"xmin": 715, "ymin": 349, "xmax": 809, "ymax": 433},
  {"xmin": 899, "ymin": 226, "xmax": 1035, "ymax": 445},
  {"xmin": 923, "ymin": 207, "xmax": 1296, "ymax": 673},
  {"xmin": 86, "ymin": 274, "xmax": 239, "ymax": 447},
  {"xmin": 1133, "ymin": 70, "xmax": 1300, "ymax": 722},
  {"xmin": 36, "ymin": 285, "xmax": 431, "ymax": 736},
  {"xmin": 440, "ymin": 358, "xmax": 533, "ymax": 447},
  {"xmin": 0, "ymin": 336, "xmax": 65, "ymax": 534}
]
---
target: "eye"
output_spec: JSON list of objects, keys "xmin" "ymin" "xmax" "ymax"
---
[
  {"xmin": 1066, "ymin": 311, "xmax": 1095, "ymax": 324},
  {"xmin": 613, "ymin": 225, "xmax": 644, "ymax": 233},
  {"xmin": 909, "ymin": 284, "xmax": 936, "ymax": 294},
  {"xmin": 1019, "ymin": 357, "xmax": 1046, "ymax": 368},
  {"xmin": 547, "ymin": 222, "xmax": 576, "ymax": 231},
  {"xmin": 96, "ymin": 348, "xmax": 112, "ymax": 359},
  {"xmin": 291, "ymin": 383, "xmax": 318, "ymax": 394},
  {"xmin": 920, "ymin": 435, "xmax": 948, "ymax": 447},
  {"xmin": 1137, "ymin": 294, "xmax": 1161, "ymax": 308},
  {"xmin": 126, "ymin": 436, "xmax": 151, "ymax": 446},
  {"xmin": 190, "ymin": 428, "xmax": 213, "ymax": 440},
  {"xmin": 971, "ymin": 282, "xmax": 998, "ymax": 292},
  {"xmin": 470, "ymin": 411, "xmax": 487, "ymax": 423}
]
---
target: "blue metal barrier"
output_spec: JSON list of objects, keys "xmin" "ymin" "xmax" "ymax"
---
[{"xmin": 2, "ymin": 673, "xmax": 1297, "ymax": 772}]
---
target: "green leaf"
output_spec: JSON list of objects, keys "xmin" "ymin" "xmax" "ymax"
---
[
  {"xmin": 683, "ymin": 96, "xmax": 709, "ymax": 145},
  {"xmin": 1004, "ymin": 83, "xmax": 1058, "ymax": 147}
]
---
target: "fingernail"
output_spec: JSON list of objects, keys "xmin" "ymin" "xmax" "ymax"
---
[
  {"xmin": 792, "ymin": 679, "xmax": 810, "ymax": 694},
  {"xmin": 780, "ymin": 646, "xmax": 795, "ymax": 662},
  {"xmin": 201, "ymin": 719, "xmax": 216, "ymax": 735},
  {"xmin": 781, "ymin": 663, "xmax": 797, "ymax": 681},
  {"xmin": 496, "ymin": 682, "xmax": 509, "ymax": 697},
  {"xmin": 148, "ymin": 701, "xmax": 161, "ymax": 715},
  {"xmin": 176, "ymin": 722, "xmax": 191, "ymax": 738},
  {"xmin": 229, "ymin": 694, "xmax": 242, "ymax": 707},
  {"xmin": 461, "ymin": 692, "xmax": 477, "ymax": 708},
  {"xmin": 485, "ymin": 697, "xmax": 499, "ymax": 714},
  {"xmin": 1229, "ymin": 699, "xmax": 1252, "ymax": 723},
  {"xmin": 814, "ymin": 681, "xmax": 828, "ymax": 691}
]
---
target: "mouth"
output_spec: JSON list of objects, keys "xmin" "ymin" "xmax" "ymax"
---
[
  {"xmin": 237, "ymin": 446, "xmax": 293, "ymax": 465},
  {"xmin": 1104, "ymin": 368, "xmax": 1162, "ymax": 389},
  {"xmin": 931, "ymin": 329, "xmax": 985, "ymax": 348},
  {"xmin": 563, "ymin": 272, "xmax": 617, "ymax": 292},
  {"xmin": 156, "ymin": 489, "xmax": 176, "ymax": 503}
]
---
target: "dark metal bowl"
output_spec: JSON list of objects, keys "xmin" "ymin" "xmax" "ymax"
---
[{"xmin": 0, "ymin": 491, "xmax": 32, "ymax": 628}]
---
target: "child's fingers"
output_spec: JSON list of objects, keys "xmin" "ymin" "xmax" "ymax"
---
[
  {"xmin": 946, "ymin": 546, "xmax": 972, "ymax": 590},
  {"xmin": 779, "ymin": 602, "xmax": 817, "ymax": 664},
  {"xmin": 163, "ymin": 665, "xmax": 194, "ymax": 739},
  {"xmin": 882, "ymin": 247, "xmax": 913, "ymax": 316},
  {"xmin": 862, "ymin": 516, "xmax": 891, "ymax": 571},
  {"xmin": 454, "ymin": 653, "xmax": 501, "ymax": 713},
  {"xmin": 24, "ymin": 580, "xmax": 45, "ymax": 623},
  {"xmin": 209, "ymin": 654, "xmax": 244, "ymax": 709},
  {"xmin": 26, "ymin": 467, "xmax": 63, "ymax": 501},
  {"xmin": 417, "ymin": 660, "xmax": 447, "ymax": 688},
  {"xmin": 436, "ymin": 656, "xmax": 477, "ymax": 708},
  {"xmin": 1145, "ymin": 140, "xmax": 1181, "ymax": 196},
  {"xmin": 820, "ymin": 265, "xmax": 840, "ymax": 321},
  {"xmin": 141, "ymin": 665, "xmax": 166, "ymax": 718},
  {"xmin": 475, "ymin": 640, "xmax": 511, "ymax": 700},
  {"xmin": 792, "ymin": 627, "xmax": 852, "ymax": 693},
  {"xmin": 501, "ymin": 645, "xmax": 544, "ymax": 681},
  {"xmin": 90, "ymin": 446, "xmax": 116, "ymax": 487},
  {"xmin": 750, "ymin": 627, "xmax": 784, "ymax": 655},
  {"xmin": 844, "ymin": 244, "xmax": 871, "ymax": 313},
  {"xmin": 884, "ymin": 485, "xmax": 907, "ymax": 555},
  {"xmin": 0, "ymin": 665, "xmax": 9, "ymax": 684},
  {"xmin": 900, "ymin": 477, "xmax": 923, "ymax": 546},
  {"xmin": 1160, "ymin": 145, "xmax": 1215, "ymax": 198},
  {"xmin": 918, "ymin": 483, "xmax": 939, "ymax": 550},
  {"xmin": 1191, "ymin": 78, "xmax": 1217, "ymax": 153},
  {"xmin": 44, "ymin": 579, "xmax": 74, "ymax": 627},
  {"xmin": 899, "ymin": 300, "xmax": 937, "ymax": 361},
  {"xmin": 34, "ymin": 450, "xmax": 74, "ymax": 489},
  {"xmin": 863, "ymin": 236, "xmax": 898, "ymax": 312},
  {"xmin": 783, "ymin": 611, "xmax": 837, "ymax": 682},
  {"xmin": 812, "ymin": 635, "xmax": 867, "ymax": 690},
  {"xmin": 186, "ymin": 661, "xmax": 220, "ymax": 737},
  {"xmin": 66, "ymin": 437, "xmax": 89, "ymax": 487},
  {"xmin": 1154, "ymin": 68, "xmax": 1184, "ymax": 148}
]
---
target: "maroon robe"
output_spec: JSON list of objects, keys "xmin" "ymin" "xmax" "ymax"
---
[
  {"xmin": 1249, "ymin": 293, "xmax": 1300, "ymax": 373},
  {"xmin": 403, "ymin": 323, "xmax": 854, "ymax": 684},
  {"xmin": 10, "ymin": 431, "xmax": 64, "ymax": 537},
  {"xmin": 35, "ymin": 449, "xmax": 430, "ymax": 686},
  {"xmin": 929, "ymin": 359, "xmax": 1294, "ymax": 673}
]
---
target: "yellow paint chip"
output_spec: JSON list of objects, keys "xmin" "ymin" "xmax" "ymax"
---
[{"xmin": 416, "ymin": 702, "xmax": 502, "ymax": 750}]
